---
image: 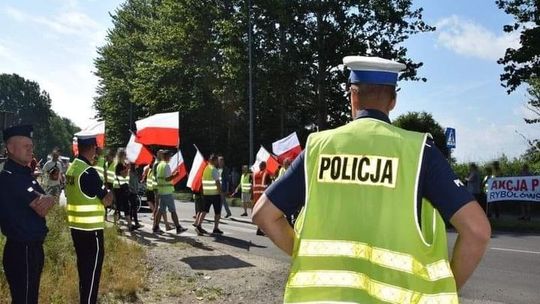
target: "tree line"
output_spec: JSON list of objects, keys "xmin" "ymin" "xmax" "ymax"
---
[
  {"xmin": 0, "ymin": 73, "xmax": 80, "ymax": 161},
  {"xmin": 93, "ymin": 0, "xmax": 434, "ymax": 167}
]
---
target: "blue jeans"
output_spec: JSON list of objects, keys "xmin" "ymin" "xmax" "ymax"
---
[{"xmin": 220, "ymin": 193, "xmax": 231, "ymax": 216}]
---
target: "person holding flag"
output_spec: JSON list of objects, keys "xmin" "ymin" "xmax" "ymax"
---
[
  {"xmin": 186, "ymin": 147, "xmax": 207, "ymax": 229},
  {"xmin": 153, "ymin": 150, "xmax": 187, "ymax": 234},
  {"xmin": 194, "ymin": 154, "xmax": 224, "ymax": 235}
]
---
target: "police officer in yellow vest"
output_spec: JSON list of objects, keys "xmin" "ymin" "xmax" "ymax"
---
[
  {"xmin": 65, "ymin": 134, "xmax": 113, "ymax": 304},
  {"xmin": 253, "ymin": 56, "xmax": 491, "ymax": 304}
]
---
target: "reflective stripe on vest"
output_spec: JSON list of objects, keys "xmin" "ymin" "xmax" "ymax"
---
[
  {"xmin": 241, "ymin": 173, "xmax": 251, "ymax": 193},
  {"xmin": 297, "ymin": 239, "xmax": 453, "ymax": 281},
  {"xmin": 287, "ymin": 271, "xmax": 458, "ymax": 304},
  {"xmin": 67, "ymin": 204, "xmax": 104, "ymax": 212},
  {"xmin": 67, "ymin": 215, "xmax": 105, "ymax": 224},
  {"xmin": 65, "ymin": 158, "xmax": 105, "ymax": 230},
  {"xmin": 202, "ymin": 165, "xmax": 219, "ymax": 195}
]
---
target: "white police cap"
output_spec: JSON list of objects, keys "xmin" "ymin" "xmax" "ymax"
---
[{"xmin": 343, "ymin": 56, "xmax": 406, "ymax": 86}]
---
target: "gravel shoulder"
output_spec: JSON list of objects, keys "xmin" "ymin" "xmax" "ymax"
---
[{"xmin": 133, "ymin": 232, "xmax": 289, "ymax": 304}]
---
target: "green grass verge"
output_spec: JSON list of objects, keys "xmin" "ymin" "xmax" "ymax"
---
[{"xmin": 0, "ymin": 206, "xmax": 146, "ymax": 304}]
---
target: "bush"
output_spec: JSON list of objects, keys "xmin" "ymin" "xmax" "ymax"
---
[{"xmin": 0, "ymin": 206, "xmax": 146, "ymax": 303}]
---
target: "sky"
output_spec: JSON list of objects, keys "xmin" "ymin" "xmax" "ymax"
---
[{"xmin": 0, "ymin": 0, "xmax": 538, "ymax": 163}]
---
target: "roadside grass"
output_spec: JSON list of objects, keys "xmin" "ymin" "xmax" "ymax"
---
[{"xmin": 0, "ymin": 206, "xmax": 146, "ymax": 304}]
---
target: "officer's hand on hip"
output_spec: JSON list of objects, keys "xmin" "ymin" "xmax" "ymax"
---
[{"xmin": 30, "ymin": 195, "xmax": 56, "ymax": 217}]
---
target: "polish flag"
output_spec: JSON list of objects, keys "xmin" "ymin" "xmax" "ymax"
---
[
  {"xmin": 187, "ymin": 149, "xmax": 207, "ymax": 192},
  {"xmin": 126, "ymin": 134, "xmax": 153, "ymax": 165},
  {"xmin": 168, "ymin": 150, "xmax": 187, "ymax": 185},
  {"xmin": 272, "ymin": 132, "xmax": 302, "ymax": 163},
  {"xmin": 251, "ymin": 146, "xmax": 280, "ymax": 175},
  {"xmin": 75, "ymin": 121, "xmax": 105, "ymax": 148},
  {"xmin": 135, "ymin": 112, "xmax": 179, "ymax": 147}
]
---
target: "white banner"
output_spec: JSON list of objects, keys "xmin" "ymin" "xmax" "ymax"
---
[{"xmin": 487, "ymin": 176, "xmax": 540, "ymax": 203}]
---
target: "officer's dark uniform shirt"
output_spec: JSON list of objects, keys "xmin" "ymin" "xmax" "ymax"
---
[
  {"xmin": 78, "ymin": 156, "xmax": 108, "ymax": 200},
  {"xmin": 0, "ymin": 159, "xmax": 48, "ymax": 242},
  {"xmin": 266, "ymin": 109, "xmax": 474, "ymax": 222}
]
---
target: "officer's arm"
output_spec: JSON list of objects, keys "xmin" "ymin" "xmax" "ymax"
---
[
  {"xmin": 449, "ymin": 201, "xmax": 491, "ymax": 290},
  {"xmin": 252, "ymin": 194, "xmax": 295, "ymax": 255}
]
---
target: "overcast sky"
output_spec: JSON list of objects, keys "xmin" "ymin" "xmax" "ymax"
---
[{"xmin": 0, "ymin": 0, "xmax": 537, "ymax": 163}]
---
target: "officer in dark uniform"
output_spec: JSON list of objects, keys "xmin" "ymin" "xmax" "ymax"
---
[
  {"xmin": 0, "ymin": 124, "xmax": 56, "ymax": 304},
  {"xmin": 65, "ymin": 134, "xmax": 112, "ymax": 304}
]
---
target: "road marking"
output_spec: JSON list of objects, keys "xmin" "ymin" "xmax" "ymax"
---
[{"xmin": 491, "ymin": 247, "xmax": 540, "ymax": 255}]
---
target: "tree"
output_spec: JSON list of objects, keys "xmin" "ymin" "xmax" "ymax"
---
[
  {"xmin": 94, "ymin": 0, "xmax": 434, "ymax": 168},
  {"xmin": 0, "ymin": 73, "xmax": 80, "ymax": 159},
  {"xmin": 523, "ymin": 77, "xmax": 540, "ymax": 123},
  {"xmin": 497, "ymin": 0, "xmax": 540, "ymax": 93},
  {"xmin": 393, "ymin": 111, "xmax": 450, "ymax": 158}
]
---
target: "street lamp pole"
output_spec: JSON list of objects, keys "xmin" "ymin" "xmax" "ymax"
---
[{"xmin": 248, "ymin": 0, "xmax": 254, "ymax": 165}]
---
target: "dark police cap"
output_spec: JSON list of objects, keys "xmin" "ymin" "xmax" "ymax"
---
[
  {"xmin": 3, "ymin": 124, "xmax": 33, "ymax": 141},
  {"xmin": 75, "ymin": 134, "xmax": 97, "ymax": 146}
]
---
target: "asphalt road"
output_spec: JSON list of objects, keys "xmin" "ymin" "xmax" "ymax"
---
[{"xmin": 135, "ymin": 200, "xmax": 540, "ymax": 304}]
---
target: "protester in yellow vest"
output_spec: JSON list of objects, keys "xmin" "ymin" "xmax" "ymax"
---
[
  {"xmin": 253, "ymin": 56, "xmax": 491, "ymax": 304},
  {"xmin": 142, "ymin": 160, "xmax": 158, "ymax": 216},
  {"xmin": 65, "ymin": 134, "xmax": 112, "ymax": 304},
  {"xmin": 232, "ymin": 165, "xmax": 252, "ymax": 216},
  {"xmin": 276, "ymin": 158, "xmax": 291, "ymax": 180},
  {"xmin": 193, "ymin": 154, "xmax": 223, "ymax": 235},
  {"xmin": 153, "ymin": 150, "xmax": 187, "ymax": 234}
]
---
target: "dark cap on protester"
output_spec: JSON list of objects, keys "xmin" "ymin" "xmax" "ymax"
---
[
  {"xmin": 3, "ymin": 124, "xmax": 33, "ymax": 141},
  {"xmin": 75, "ymin": 134, "xmax": 97, "ymax": 146}
]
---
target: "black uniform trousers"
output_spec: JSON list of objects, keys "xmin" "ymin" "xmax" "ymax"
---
[
  {"xmin": 70, "ymin": 229, "xmax": 104, "ymax": 304},
  {"xmin": 3, "ymin": 239, "xmax": 44, "ymax": 304}
]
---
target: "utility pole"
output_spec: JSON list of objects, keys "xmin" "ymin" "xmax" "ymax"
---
[{"xmin": 248, "ymin": 0, "xmax": 254, "ymax": 165}]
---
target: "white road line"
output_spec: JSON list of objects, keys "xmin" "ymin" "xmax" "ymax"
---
[{"xmin": 491, "ymin": 247, "xmax": 540, "ymax": 255}]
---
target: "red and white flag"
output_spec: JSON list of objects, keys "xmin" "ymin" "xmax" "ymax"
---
[
  {"xmin": 251, "ymin": 146, "xmax": 280, "ymax": 175},
  {"xmin": 135, "ymin": 112, "xmax": 179, "ymax": 147},
  {"xmin": 126, "ymin": 134, "xmax": 153, "ymax": 165},
  {"xmin": 168, "ymin": 150, "xmax": 187, "ymax": 185},
  {"xmin": 187, "ymin": 149, "xmax": 207, "ymax": 192},
  {"xmin": 75, "ymin": 121, "xmax": 105, "ymax": 148},
  {"xmin": 272, "ymin": 132, "xmax": 302, "ymax": 163}
]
